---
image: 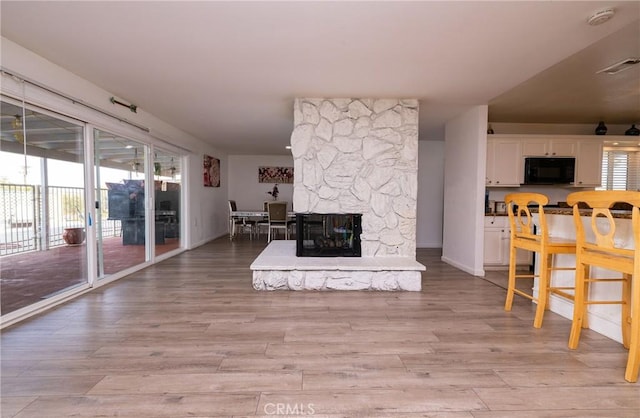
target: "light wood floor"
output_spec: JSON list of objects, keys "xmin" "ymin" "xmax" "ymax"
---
[{"xmin": 1, "ymin": 237, "xmax": 639, "ymax": 417}]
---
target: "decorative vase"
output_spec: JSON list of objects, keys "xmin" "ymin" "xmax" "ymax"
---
[
  {"xmin": 625, "ymin": 124, "xmax": 640, "ymax": 136},
  {"xmin": 487, "ymin": 124, "xmax": 494, "ymax": 134},
  {"xmin": 62, "ymin": 227, "xmax": 85, "ymax": 245},
  {"xmin": 595, "ymin": 121, "xmax": 607, "ymax": 135}
]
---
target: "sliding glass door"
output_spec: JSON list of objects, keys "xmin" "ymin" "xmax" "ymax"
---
[
  {"xmin": 153, "ymin": 150, "xmax": 182, "ymax": 256},
  {"xmin": 1, "ymin": 98, "xmax": 184, "ymax": 321},
  {"xmin": 94, "ymin": 129, "xmax": 148, "ymax": 280},
  {"xmin": 0, "ymin": 100, "xmax": 88, "ymax": 315}
]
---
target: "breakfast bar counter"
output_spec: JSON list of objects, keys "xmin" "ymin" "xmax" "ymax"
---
[{"xmin": 533, "ymin": 210, "xmax": 633, "ymax": 344}]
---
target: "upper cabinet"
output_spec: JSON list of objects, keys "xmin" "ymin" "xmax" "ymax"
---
[
  {"xmin": 574, "ymin": 140, "xmax": 603, "ymax": 187},
  {"xmin": 486, "ymin": 138, "xmax": 521, "ymax": 187},
  {"xmin": 486, "ymin": 134, "xmax": 609, "ymax": 188},
  {"xmin": 521, "ymin": 138, "xmax": 576, "ymax": 157}
]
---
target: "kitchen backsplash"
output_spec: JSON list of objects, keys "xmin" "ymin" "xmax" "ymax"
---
[{"xmin": 487, "ymin": 185, "xmax": 595, "ymax": 207}]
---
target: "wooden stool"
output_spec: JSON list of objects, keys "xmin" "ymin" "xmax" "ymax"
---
[
  {"xmin": 567, "ymin": 191, "xmax": 640, "ymax": 383},
  {"xmin": 504, "ymin": 193, "xmax": 576, "ymax": 328}
]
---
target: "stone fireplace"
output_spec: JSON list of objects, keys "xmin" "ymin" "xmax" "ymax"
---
[
  {"xmin": 291, "ymin": 98, "xmax": 419, "ymax": 257},
  {"xmin": 251, "ymin": 98, "xmax": 425, "ymax": 291}
]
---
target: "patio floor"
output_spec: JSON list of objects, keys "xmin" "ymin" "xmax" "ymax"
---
[{"xmin": 1, "ymin": 236, "xmax": 180, "ymax": 315}]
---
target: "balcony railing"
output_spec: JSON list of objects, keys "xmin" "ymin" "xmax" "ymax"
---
[{"xmin": 0, "ymin": 184, "xmax": 121, "ymax": 256}]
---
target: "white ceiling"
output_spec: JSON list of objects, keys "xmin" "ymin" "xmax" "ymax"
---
[{"xmin": 1, "ymin": 1, "xmax": 639, "ymax": 155}]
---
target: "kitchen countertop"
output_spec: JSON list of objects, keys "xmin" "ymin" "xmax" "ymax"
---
[{"xmin": 486, "ymin": 207, "xmax": 632, "ymax": 219}]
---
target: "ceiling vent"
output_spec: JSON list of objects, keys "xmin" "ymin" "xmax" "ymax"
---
[
  {"xmin": 587, "ymin": 8, "xmax": 615, "ymax": 26},
  {"xmin": 596, "ymin": 58, "xmax": 640, "ymax": 75}
]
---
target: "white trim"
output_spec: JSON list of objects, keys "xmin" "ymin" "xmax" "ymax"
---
[
  {"xmin": 546, "ymin": 294, "xmax": 623, "ymax": 344},
  {"xmin": 441, "ymin": 255, "xmax": 485, "ymax": 277},
  {"xmin": 0, "ymin": 283, "xmax": 92, "ymax": 329},
  {"xmin": 85, "ymin": 125, "xmax": 97, "ymax": 287}
]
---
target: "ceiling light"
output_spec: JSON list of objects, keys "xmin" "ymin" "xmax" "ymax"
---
[
  {"xmin": 587, "ymin": 8, "xmax": 615, "ymax": 26},
  {"xmin": 596, "ymin": 57, "xmax": 640, "ymax": 75},
  {"xmin": 125, "ymin": 144, "xmax": 133, "ymax": 149},
  {"xmin": 285, "ymin": 145, "xmax": 292, "ymax": 149}
]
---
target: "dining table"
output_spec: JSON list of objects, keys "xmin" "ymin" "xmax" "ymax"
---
[{"xmin": 230, "ymin": 210, "xmax": 295, "ymax": 240}]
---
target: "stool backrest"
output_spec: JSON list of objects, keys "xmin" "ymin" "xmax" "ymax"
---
[
  {"xmin": 505, "ymin": 192, "xmax": 549, "ymax": 244},
  {"xmin": 566, "ymin": 191, "xmax": 640, "ymax": 267}
]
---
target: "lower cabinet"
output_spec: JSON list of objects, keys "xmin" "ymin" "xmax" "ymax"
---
[{"xmin": 484, "ymin": 216, "xmax": 532, "ymax": 268}]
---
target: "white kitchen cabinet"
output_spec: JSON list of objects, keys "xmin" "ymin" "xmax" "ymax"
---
[
  {"xmin": 522, "ymin": 138, "xmax": 576, "ymax": 157},
  {"xmin": 486, "ymin": 138, "xmax": 521, "ymax": 187},
  {"xmin": 484, "ymin": 216, "xmax": 508, "ymax": 265},
  {"xmin": 574, "ymin": 140, "xmax": 603, "ymax": 187},
  {"xmin": 484, "ymin": 216, "xmax": 532, "ymax": 267},
  {"xmin": 486, "ymin": 134, "xmax": 607, "ymax": 189}
]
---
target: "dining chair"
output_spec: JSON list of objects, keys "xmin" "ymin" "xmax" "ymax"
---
[
  {"xmin": 267, "ymin": 201, "xmax": 289, "ymax": 242},
  {"xmin": 228, "ymin": 200, "xmax": 254, "ymax": 240},
  {"xmin": 566, "ymin": 190, "xmax": 640, "ymax": 382},
  {"xmin": 255, "ymin": 201, "xmax": 270, "ymax": 240},
  {"xmin": 503, "ymin": 192, "xmax": 576, "ymax": 328}
]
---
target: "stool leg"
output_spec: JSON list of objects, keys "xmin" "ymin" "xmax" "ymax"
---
[
  {"xmin": 533, "ymin": 252, "xmax": 551, "ymax": 328},
  {"xmin": 569, "ymin": 261, "xmax": 588, "ymax": 349},
  {"xmin": 582, "ymin": 265, "xmax": 591, "ymax": 330},
  {"xmin": 622, "ymin": 273, "xmax": 632, "ymax": 349},
  {"xmin": 504, "ymin": 245, "xmax": 517, "ymax": 312},
  {"xmin": 624, "ymin": 274, "xmax": 640, "ymax": 382}
]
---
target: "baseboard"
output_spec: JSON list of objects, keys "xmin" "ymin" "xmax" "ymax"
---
[
  {"xmin": 547, "ymin": 294, "xmax": 623, "ymax": 344},
  {"xmin": 441, "ymin": 255, "xmax": 485, "ymax": 277},
  {"xmin": 417, "ymin": 242, "xmax": 443, "ymax": 248}
]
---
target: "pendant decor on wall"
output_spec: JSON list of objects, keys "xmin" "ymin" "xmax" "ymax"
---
[
  {"xmin": 203, "ymin": 155, "xmax": 220, "ymax": 187},
  {"xmin": 258, "ymin": 166, "xmax": 294, "ymax": 183}
]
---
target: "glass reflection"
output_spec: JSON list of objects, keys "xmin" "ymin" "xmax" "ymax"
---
[
  {"xmin": 94, "ymin": 129, "xmax": 147, "ymax": 278},
  {"xmin": 153, "ymin": 150, "xmax": 181, "ymax": 256},
  {"xmin": 0, "ymin": 100, "xmax": 87, "ymax": 315}
]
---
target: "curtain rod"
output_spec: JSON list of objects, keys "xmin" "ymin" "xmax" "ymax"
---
[{"xmin": 1, "ymin": 68, "xmax": 150, "ymax": 133}]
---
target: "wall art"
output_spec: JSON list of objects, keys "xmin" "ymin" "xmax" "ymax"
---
[
  {"xmin": 204, "ymin": 155, "xmax": 220, "ymax": 187},
  {"xmin": 258, "ymin": 166, "xmax": 293, "ymax": 184}
]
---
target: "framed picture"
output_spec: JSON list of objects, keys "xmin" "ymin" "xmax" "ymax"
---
[
  {"xmin": 258, "ymin": 166, "xmax": 294, "ymax": 183},
  {"xmin": 204, "ymin": 155, "xmax": 220, "ymax": 187}
]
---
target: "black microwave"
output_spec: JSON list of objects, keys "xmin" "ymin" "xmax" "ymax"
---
[{"xmin": 524, "ymin": 157, "xmax": 575, "ymax": 185}]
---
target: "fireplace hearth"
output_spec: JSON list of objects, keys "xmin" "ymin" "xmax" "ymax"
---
[{"xmin": 296, "ymin": 213, "xmax": 362, "ymax": 257}]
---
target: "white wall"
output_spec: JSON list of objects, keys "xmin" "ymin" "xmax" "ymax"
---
[
  {"xmin": 442, "ymin": 106, "xmax": 488, "ymax": 276},
  {"xmin": 227, "ymin": 155, "xmax": 294, "ymax": 213},
  {"xmin": 1, "ymin": 37, "xmax": 229, "ymax": 249},
  {"xmin": 185, "ymin": 154, "xmax": 230, "ymax": 248},
  {"xmin": 416, "ymin": 140, "xmax": 444, "ymax": 248}
]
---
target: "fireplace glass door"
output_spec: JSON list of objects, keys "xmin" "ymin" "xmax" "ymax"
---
[{"xmin": 296, "ymin": 213, "xmax": 361, "ymax": 257}]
